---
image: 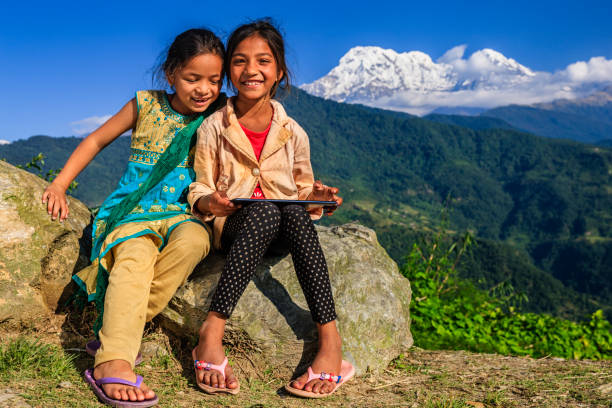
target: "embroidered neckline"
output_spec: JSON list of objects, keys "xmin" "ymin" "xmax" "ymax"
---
[{"xmin": 160, "ymin": 92, "xmax": 197, "ymax": 124}]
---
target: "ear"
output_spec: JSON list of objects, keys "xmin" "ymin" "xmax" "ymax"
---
[
  {"xmin": 276, "ymin": 69, "xmax": 284, "ymax": 83},
  {"xmin": 165, "ymin": 71, "xmax": 174, "ymax": 87}
]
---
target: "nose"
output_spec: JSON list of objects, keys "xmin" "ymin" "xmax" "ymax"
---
[
  {"xmin": 245, "ymin": 60, "xmax": 258, "ymax": 76},
  {"xmin": 194, "ymin": 81, "xmax": 209, "ymax": 96}
]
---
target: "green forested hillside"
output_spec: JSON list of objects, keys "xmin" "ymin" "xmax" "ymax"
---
[
  {"xmin": 424, "ymin": 114, "xmax": 516, "ymax": 131},
  {"xmin": 482, "ymin": 104, "xmax": 612, "ymax": 143},
  {"xmin": 2, "ymin": 89, "xmax": 611, "ymax": 320},
  {"xmin": 0, "ymin": 135, "xmax": 130, "ymax": 205}
]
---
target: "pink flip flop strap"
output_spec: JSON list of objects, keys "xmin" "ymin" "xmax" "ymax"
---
[
  {"xmin": 194, "ymin": 357, "xmax": 228, "ymax": 380},
  {"xmin": 306, "ymin": 366, "xmax": 342, "ymax": 384}
]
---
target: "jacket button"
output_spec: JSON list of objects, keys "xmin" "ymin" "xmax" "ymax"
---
[{"xmin": 252, "ymin": 168, "xmax": 260, "ymax": 176}]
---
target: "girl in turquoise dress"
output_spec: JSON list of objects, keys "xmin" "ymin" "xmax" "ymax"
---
[{"xmin": 42, "ymin": 28, "xmax": 225, "ymax": 407}]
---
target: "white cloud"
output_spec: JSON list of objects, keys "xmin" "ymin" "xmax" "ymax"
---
[
  {"xmin": 562, "ymin": 57, "xmax": 612, "ymax": 83},
  {"xmin": 369, "ymin": 83, "xmax": 578, "ymax": 115},
  {"xmin": 0, "ymin": 139, "xmax": 10, "ymax": 145},
  {"xmin": 437, "ymin": 44, "xmax": 467, "ymax": 64},
  {"xmin": 378, "ymin": 48, "xmax": 612, "ymax": 113},
  {"xmin": 305, "ymin": 44, "xmax": 612, "ymax": 114},
  {"xmin": 70, "ymin": 115, "xmax": 111, "ymax": 135}
]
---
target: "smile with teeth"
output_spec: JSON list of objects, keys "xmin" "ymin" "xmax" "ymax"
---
[
  {"xmin": 242, "ymin": 80, "xmax": 263, "ymax": 87},
  {"xmin": 192, "ymin": 97, "xmax": 209, "ymax": 104}
]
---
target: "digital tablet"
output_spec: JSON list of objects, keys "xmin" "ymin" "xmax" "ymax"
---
[{"xmin": 231, "ymin": 198, "xmax": 337, "ymax": 207}]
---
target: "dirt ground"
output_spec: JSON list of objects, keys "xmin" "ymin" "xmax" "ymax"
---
[{"xmin": 1, "ymin": 314, "xmax": 610, "ymax": 408}]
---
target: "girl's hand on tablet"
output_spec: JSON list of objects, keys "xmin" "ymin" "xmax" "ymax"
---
[
  {"xmin": 205, "ymin": 191, "xmax": 240, "ymax": 217},
  {"xmin": 311, "ymin": 180, "xmax": 343, "ymax": 215}
]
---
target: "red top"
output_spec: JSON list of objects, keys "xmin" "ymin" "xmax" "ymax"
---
[{"xmin": 240, "ymin": 120, "xmax": 272, "ymax": 199}]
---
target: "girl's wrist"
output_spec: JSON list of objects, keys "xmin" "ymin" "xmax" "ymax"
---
[
  {"xmin": 50, "ymin": 178, "xmax": 69, "ymax": 192},
  {"xmin": 196, "ymin": 195, "xmax": 211, "ymax": 214}
]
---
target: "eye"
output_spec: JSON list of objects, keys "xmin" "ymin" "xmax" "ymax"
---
[
  {"xmin": 259, "ymin": 58, "xmax": 271, "ymax": 64},
  {"xmin": 232, "ymin": 57, "xmax": 246, "ymax": 65}
]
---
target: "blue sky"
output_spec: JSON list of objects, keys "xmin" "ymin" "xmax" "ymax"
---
[{"xmin": 1, "ymin": 0, "xmax": 611, "ymax": 141}]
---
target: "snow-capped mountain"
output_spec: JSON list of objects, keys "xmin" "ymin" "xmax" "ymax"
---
[
  {"xmin": 448, "ymin": 48, "xmax": 535, "ymax": 91},
  {"xmin": 301, "ymin": 46, "xmax": 456, "ymax": 101},
  {"xmin": 300, "ymin": 45, "xmax": 612, "ymax": 114},
  {"xmin": 301, "ymin": 46, "xmax": 533, "ymax": 102}
]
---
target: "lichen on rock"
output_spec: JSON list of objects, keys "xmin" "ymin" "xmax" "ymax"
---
[{"xmin": 0, "ymin": 160, "xmax": 91, "ymax": 324}]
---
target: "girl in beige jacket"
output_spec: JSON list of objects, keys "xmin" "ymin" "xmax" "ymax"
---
[{"xmin": 188, "ymin": 19, "xmax": 355, "ymax": 398}]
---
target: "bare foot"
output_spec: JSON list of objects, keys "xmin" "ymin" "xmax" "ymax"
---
[
  {"xmin": 194, "ymin": 314, "xmax": 239, "ymax": 390},
  {"xmin": 93, "ymin": 359, "xmax": 155, "ymax": 402},
  {"xmin": 291, "ymin": 321, "xmax": 343, "ymax": 395}
]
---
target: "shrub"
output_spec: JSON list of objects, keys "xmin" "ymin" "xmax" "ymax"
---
[{"xmin": 402, "ymin": 223, "xmax": 612, "ymax": 360}]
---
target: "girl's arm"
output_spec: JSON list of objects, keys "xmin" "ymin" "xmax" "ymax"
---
[
  {"xmin": 42, "ymin": 99, "xmax": 138, "ymax": 221},
  {"xmin": 189, "ymin": 117, "xmax": 237, "ymax": 218}
]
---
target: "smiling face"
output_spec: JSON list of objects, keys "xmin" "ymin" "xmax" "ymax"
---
[
  {"xmin": 166, "ymin": 53, "xmax": 223, "ymax": 115},
  {"xmin": 229, "ymin": 34, "xmax": 283, "ymax": 105}
]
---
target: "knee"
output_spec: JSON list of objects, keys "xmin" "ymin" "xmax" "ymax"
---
[
  {"xmin": 281, "ymin": 204, "xmax": 310, "ymax": 222},
  {"xmin": 246, "ymin": 201, "xmax": 281, "ymax": 222},
  {"xmin": 170, "ymin": 224, "xmax": 211, "ymax": 260}
]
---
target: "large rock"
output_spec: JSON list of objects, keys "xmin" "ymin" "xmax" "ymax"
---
[
  {"xmin": 0, "ymin": 160, "xmax": 91, "ymax": 324},
  {"xmin": 159, "ymin": 223, "xmax": 413, "ymax": 375},
  {"xmin": 0, "ymin": 159, "xmax": 413, "ymax": 374}
]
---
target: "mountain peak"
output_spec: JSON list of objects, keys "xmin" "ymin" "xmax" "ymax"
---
[
  {"xmin": 301, "ymin": 45, "xmax": 536, "ymax": 104},
  {"xmin": 474, "ymin": 48, "xmax": 535, "ymax": 76},
  {"xmin": 301, "ymin": 46, "xmax": 455, "ymax": 102}
]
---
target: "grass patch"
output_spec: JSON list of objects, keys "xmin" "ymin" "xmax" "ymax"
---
[
  {"xmin": 424, "ymin": 396, "xmax": 468, "ymax": 408},
  {"xmin": 483, "ymin": 390, "xmax": 515, "ymax": 407},
  {"xmin": 0, "ymin": 337, "xmax": 75, "ymax": 381},
  {"xmin": 1, "ymin": 334, "xmax": 610, "ymax": 407}
]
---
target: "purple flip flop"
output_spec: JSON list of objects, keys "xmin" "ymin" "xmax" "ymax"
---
[
  {"xmin": 83, "ymin": 368, "xmax": 158, "ymax": 407},
  {"xmin": 86, "ymin": 340, "xmax": 143, "ymax": 366}
]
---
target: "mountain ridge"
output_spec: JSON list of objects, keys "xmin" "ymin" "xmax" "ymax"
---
[
  {"xmin": 301, "ymin": 45, "xmax": 535, "ymax": 103},
  {"xmin": 301, "ymin": 45, "xmax": 612, "ymax": 115}
]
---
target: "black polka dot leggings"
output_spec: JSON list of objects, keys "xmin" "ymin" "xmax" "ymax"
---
[{"xmin": 209, "ymin": 201, "xmax": 337, "ymax": 324}]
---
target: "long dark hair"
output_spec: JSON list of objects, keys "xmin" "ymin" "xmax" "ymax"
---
[
  {"xmin": 153, "ymin": 28, "xmax": 225, "ymax": 88},
  {"xmin": 225, "ymin": 18, "xmax": 291, "ymax": 98}
]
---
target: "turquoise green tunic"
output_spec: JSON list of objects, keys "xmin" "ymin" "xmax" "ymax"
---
[{"xmin": 74, "ymin": 90, "xmax": 203, "ymax": 300}]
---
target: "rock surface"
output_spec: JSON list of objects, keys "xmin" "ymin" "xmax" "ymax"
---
[
  {"xmin": 0, "ymin": 389, "xmax": 31, "ymax": 408},
  {"xmin": 0, "ymin": 160, "xmax": 91, "ymax": 324},
  {"xmin": 159, "ymin": 223, "xmax": 413, "ymax": 375}
]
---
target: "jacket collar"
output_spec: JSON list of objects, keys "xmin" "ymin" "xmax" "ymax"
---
[{"xmin": 222, "ymin": 98, "xmax": 293, "ymax": 164}]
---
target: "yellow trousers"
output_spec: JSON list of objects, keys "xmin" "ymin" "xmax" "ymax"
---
[{"xmin": 95, "ymin": 218, "xmax": 210, "ymax": 368}]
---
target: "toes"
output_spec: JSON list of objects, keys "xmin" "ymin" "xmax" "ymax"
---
[
  {"xmin": 210, "ymin": 372, "xmax": 220, "ymax": 388},
  {"xmin": 142, "ymin": 385, "xmax": 156, "ymax": 400},
  {"xmin": 103, "ymin": 384, "xmax": 153, "ymax": 402},
  {"xmin": 322, "ymin": 382, "xmax": 334, "ymax": 394},
  {"xmin": 291, "ymin": 372, "xmax": 309, "ymax": 390},
  {"xmin": 307, "ymin": 379, "xmax": 334, "ymax": 394},
  {"xmin": 119, "ymin": 387, "xmax": 129, "ymax": 401},
  {"xmin": 196, "ymin": 368, "xmax": 205, "ymax": 383},
  {"xmin": 217, "ymin": 372, "xmax": 226, "ymax": 388},
  {"xmin": 226, "ymin": 374, "xmax": 237, "ymax": 389},
  {"xmin": 126, "ymin": 387, "xmax": 138, "ymax": 401},
  {"xmin": 304, "ymin": 379, "xmax": 315, "ymax": 392},
  {"xmin": 133, "ymin": 386, "xmax": 145, "ymax": 401},
  {"xmin": 110, "ymin": 386, "xmax": 123, "ymax": 401},
  {"xmin": 203, "ymin": 371, "xmax": 212, "ymax": 386}
]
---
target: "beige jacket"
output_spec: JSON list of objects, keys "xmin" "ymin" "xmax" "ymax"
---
[{"xmin": 188, "ymin": 98, "xmax": 321, "ymax": 249}]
